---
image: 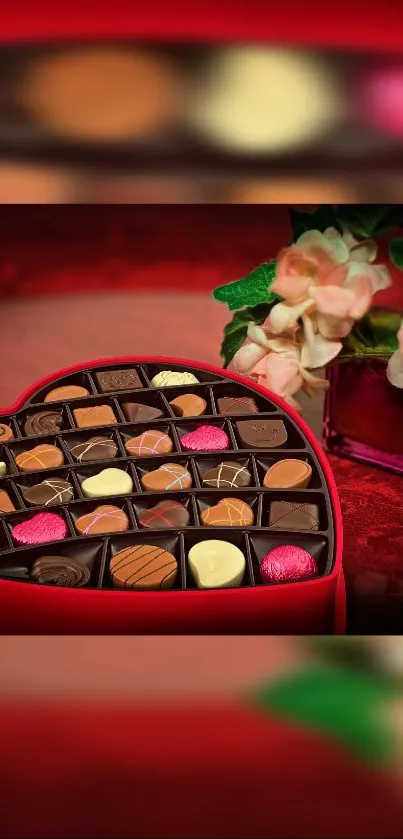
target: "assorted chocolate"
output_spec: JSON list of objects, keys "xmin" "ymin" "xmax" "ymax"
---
[{"xmin": 0, "ymin": 362, "xmax": 332, "ymax": 592}]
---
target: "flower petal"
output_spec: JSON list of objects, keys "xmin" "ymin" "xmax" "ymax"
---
[
  {"xmin": 387, "ymin": 350, "xmax": 403, "ymax": 389},
  {"xmin": 349, "ymin": 239, "xmax": 378, "ymax": 264},
  {"xmin": 345, "ymin": 260, "xmax": 390, "ymax": 297},
  {"xmin": 266, "ymin": 338, "xmax": 300, "ymax": 358},
  {"xmin": 272, "ymin": 247, "xmax": 312, "ymax": 303},
  {"xmin": 264, "ymin": 353, "xmax": 303, "ymax": 398},
  {"xmin": 372, "ymin": 264, "xmax": 391, "ymax": 292},
  {"xmin": 301, "ymin": 313, "xmax": 343, "ymax": 368},
  {"xmin": 231, "ymin": 341, "xmax": 267, "ymax": 375},
  {"xmin": 316, "ymin": 313, "xmax": 355, "ymax": 340},
  {"xmin": 268, "ymin": 299, "xmax": 314, "ymax": 333},
  {"xmin": 247, "ymin": 323, "xmax": 272, "ymax": 349},
  {"xmin": 298, "ymin": 228, "xmax": 350, "ymax": 265},
  {"xmin": 309, "ymin": 284, "xmax": 357, "ymax": 318},
  {"xmin": 398, "ymin": 319, "xmax": 403, "ymax": 354}
]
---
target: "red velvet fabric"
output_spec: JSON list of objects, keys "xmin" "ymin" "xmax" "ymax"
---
[{"xmin": 1, "ymin": 702, "xmax": 403, "ymax": 838}]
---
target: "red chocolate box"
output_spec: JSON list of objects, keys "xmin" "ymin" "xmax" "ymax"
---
[{"xmin": 0, "ymin": 356, "xmax": 344, "ymax": 633}]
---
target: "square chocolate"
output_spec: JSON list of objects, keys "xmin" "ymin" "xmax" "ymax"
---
[
  {"xmin": 268, "ymin": 501, "xmax": 319, "ymax": 531},
  {"xmin": 95, "ymin": 369, "xmax": 143, "ymax": 392},
  {"xmin": 217, "ymin": 396, "xmax": 258, "ymax": 415},
  {"xmin": 73, "ymin": 405, "xmax": 117, "ymax": 429}
]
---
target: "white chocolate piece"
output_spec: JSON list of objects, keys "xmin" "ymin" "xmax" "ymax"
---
[
  {"xmin": 188, "ymin": 47, "xmax": 343, "ymax": 153},
  {"xmin": 0, "ymin": 462, "xmax": 6, "ymax": 477},
  {"xmin": 151, "ymin": 371, "xmax": 200, "ymax": 388},
  {"xmin": 81, "ymin": 467, "xmax": 133, "ymax": 498},
  {"xmin": 188, "ymin": 540, "xmax": 246, "ymax": 589}
]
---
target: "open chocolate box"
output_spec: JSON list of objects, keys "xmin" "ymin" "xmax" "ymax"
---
[{"xmin": 0, "ymin": 356, "xmax": 344, "ymax": 633}]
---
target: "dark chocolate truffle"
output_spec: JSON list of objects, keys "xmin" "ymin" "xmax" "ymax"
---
[
  {"xmin": 95, "ymin": 368, "xmax": 143, "ymax": 392},
  {"xmin": 110, "ymin": 544, "xmax": 178, "ymax": 590},
  {"xmin": 24, "ymin": 410, "xmax": 63, "ymax": 437},
  {"xmin": 138, "ymin": 500, "xmax": 190, "ymax": 529},
  {"xmin": 237, "ymin": 419, "xmax": 288, "ymax": 448},
  {"xmin": 122, "ymin": 402, "xmax": 163, "ymax": 422},
  {"xmin": 31, "ymin": 555, "xmax": 90, "ymax": 587},
  {"xmin": 22, "ymin": 478, "xmax": 74, "ymax": 507},
  {"xmin": 70, "ymin": 436, "xmax": 118, "ymax": 462}
]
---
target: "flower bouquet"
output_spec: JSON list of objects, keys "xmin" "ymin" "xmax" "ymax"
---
[{"xmin": 213, "ymin": 205, "xmax": 403, "ymax": 473}]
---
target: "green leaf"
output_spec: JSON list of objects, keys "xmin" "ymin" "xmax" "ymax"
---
[
  {"xmin": 339, "ymin": 309, "xmax": 401, "ymax": 360},
  {"xmin": 219, "ymin": 303, "xmax": 272, "ymax": 368},
  {"xmin": 213, "ymin": 261, "xmax": 279, "ymax": 312},
  {"xmin": 247, "ymin": 666, "xmax": 397, "ymax": 764},
  {"xmin": 289, "ymin": 205, "xmax": 342, "ymax": 242},
  {"xmin": 390, "ymin": 237, "xmax": 403, "ymax": 268},
  {"xmin": 336, "ymin": 205, "xmax": 398, "ymax": 239}
]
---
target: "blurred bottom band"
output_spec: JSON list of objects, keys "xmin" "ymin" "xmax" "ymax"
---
[{"xmin": 0, "ymin": 699, "xmax": 403, "ymax": 839}]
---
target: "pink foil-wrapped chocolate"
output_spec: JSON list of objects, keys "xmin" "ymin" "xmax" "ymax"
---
[
  {"xmin": 180, "ymin": 425, "xmax": 230, "ymax": 452},
  {"xmin": 260, "ymin": 545, "xmax": 317, "ymax": 585}
]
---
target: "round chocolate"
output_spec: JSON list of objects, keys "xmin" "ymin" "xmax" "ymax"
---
[
  {"xmin": 202, "ymin": 461, "xmax": 252, "ymax": 489},
  {"xmin": 122, "ymin": 403, "xmax": 163, "ymax": 422},
  {"xmin": 236, "ymin": 419, "xmax": 288, "ymax": 448},
  {"xmin": 70, "ymin": 436, "xmax": 118, "ymax": 462},
  {"xmin": 24, "ymin": 410, "xmax": 63, "ymax": 437},
  {"xmin": 110, "ymin": 544, "xmax": 178, "ymax": 590},
  {"xmin": 263, "ymin": 459, "xmax": 312, "ymax": 489},
  {"xmin": 201, "ymin": 498, "xmax": 254, "ymax": 527},
  {"xmin": 44, "ymin": 385, "xmax": 90, "ymax": 402},
  {"xmin": 0, "ymin": 423, "xmax": 14, "ymax": 441},
  {"xmin": 75, "ymin": 504, "xmax": 130, "ymax": 536},
  {"xmin": 15, "ymin": 444, "xmax": 64, "ymax": 472},
  {"xmin": 169, "ymin": 394, "xmax": 207, "ymax": 418},
  {"xmin": 125, "ymin": 430, "xmax": 173, "ymax": 457},
  {"xmin": 31, "ymin": 555, "xmax": 90, "ymax": 587},
  {"xmin": 141, "ymin": 463, "xmax": 192, "ymax": 492},
  {"xmin": 22, "ymin": 478, "xmax": 74, "ymax": 507},
  {"xmin": 138, "ymin": 500, "xmax": 190, "ymax": 529},
  {"xmin": 260, "ymin": 544, "xmax": 317, "ymax": 584}
]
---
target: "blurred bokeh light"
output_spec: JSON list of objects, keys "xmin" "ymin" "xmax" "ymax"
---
[{"xmin": 0, "ymin": 42, "xmax": 401, "ymax": 202}]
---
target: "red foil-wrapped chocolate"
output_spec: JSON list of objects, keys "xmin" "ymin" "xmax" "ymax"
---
[{"xmin": 260, "ymin": 545, "xmax": 317, "ymax": 585}]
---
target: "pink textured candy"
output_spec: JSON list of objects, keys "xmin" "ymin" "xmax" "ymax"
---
[
  {"xmin": 260, "ymin": 544, "xmax": 317, "ymax": 585},
  {"xmin": 11, "ymin": 512, "xmax": 68, "ymax": 546},
  {"xmin": 180, "ymin": 425, "xmax": 230, "ymax": 452}
]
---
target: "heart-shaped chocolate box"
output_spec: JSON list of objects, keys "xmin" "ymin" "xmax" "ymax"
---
[{"xmin": 0, "ymin": 356, "xmax": 344, "ymax": 633}]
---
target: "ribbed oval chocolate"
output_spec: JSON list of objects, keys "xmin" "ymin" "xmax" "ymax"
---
[
  {"xmin": 30, "ymin": 556, "xmax": 90, "ymax": 587},
  {"xmin": 110, "ymin": 544, "xmax": 178, "ymax": 590}
]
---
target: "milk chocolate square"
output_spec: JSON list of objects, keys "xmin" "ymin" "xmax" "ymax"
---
[
  {"xmin": 73, "ymin": 405, "xmax": 117, "ymax": 428},
  {"xmin": 237, "ymin": 419, "xmax": 288, "ymax": 448},
  {"xmin": 95, "ymin": 369, "xmax": 143, "ymax": 392},
  {"xmin": 268, "ymin": 501, "xmax": 319, "ymax": 531},
  {"xmin": 217, "ymin": 396, "xmax": 258, "ymax": 415}
]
